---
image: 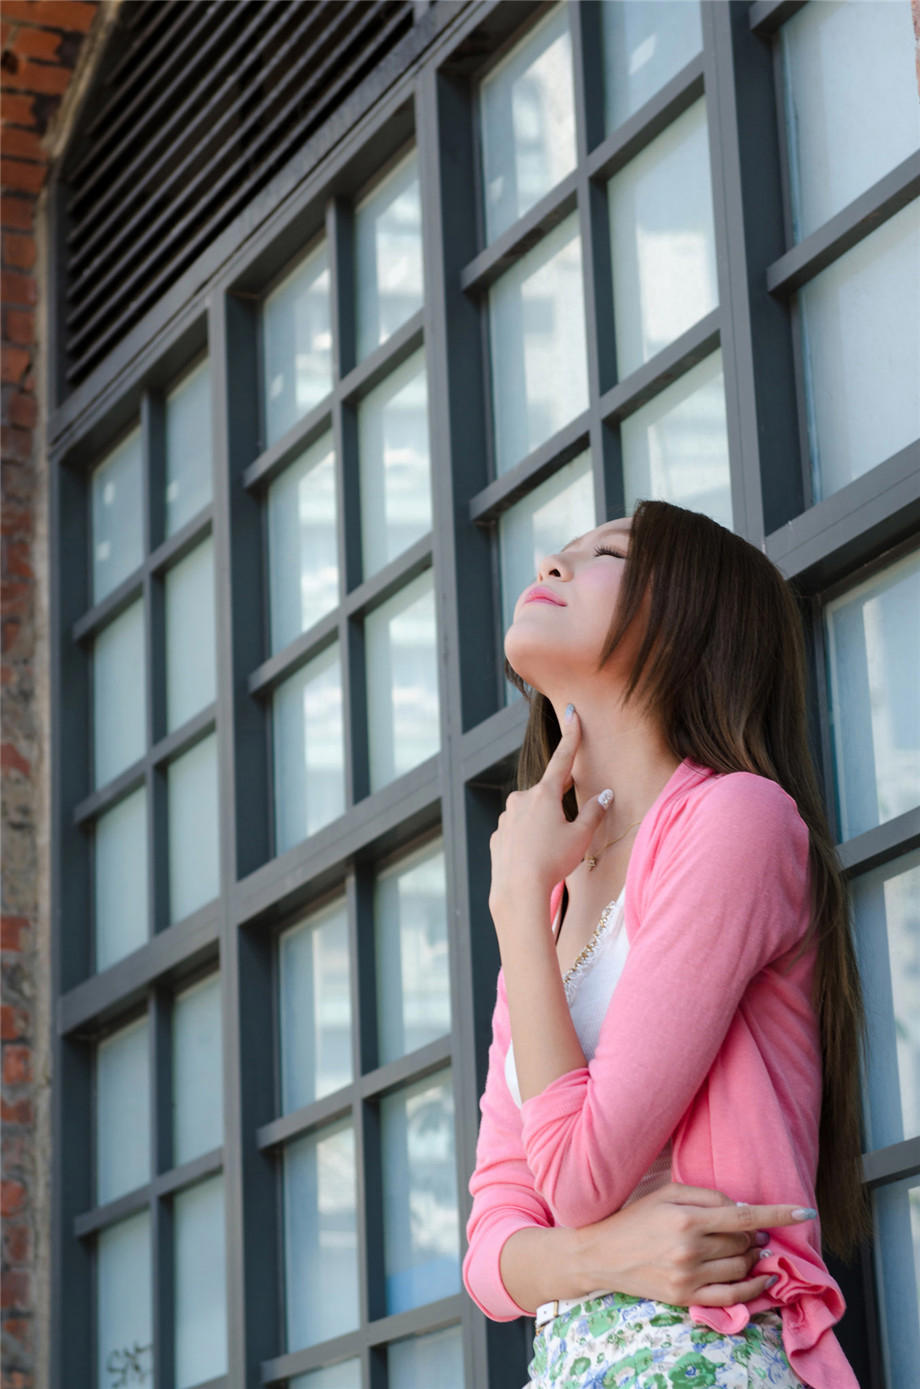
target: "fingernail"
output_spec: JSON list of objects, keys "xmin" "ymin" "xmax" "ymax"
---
[
  {"xmin": 598, "ymin": 788, "xmax": 614, "ymax": 809},
  {"xmin": 758, "ymin": 1248, "xmax": 773, "ymax": 1260},
  {"xmin": 765, "ymin": 1275, "xmax": 778, "ymax": 1289},
  {"xmin": 791, "ymin": 1207, "xmax": 817, "ymax": 1222},
  {"xmin": 565, "ymin": 702, "xmax": 575, "ymax": 721},
  {"xmin": 753, "ymin": 1230, "xmax": 769, "ymax": 1246}
]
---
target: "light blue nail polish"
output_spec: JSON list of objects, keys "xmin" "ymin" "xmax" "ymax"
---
[
  {"xmin": 565, "ymin": 703, "xmax": 575, "ymax": 721},
  {"xmin": 765, "ymin": 1275, "xmax": 778, "ymax": 1289},
  {"xmin": 791, "ymin": 1207, "xmax": 817, "ymax": 1221}
]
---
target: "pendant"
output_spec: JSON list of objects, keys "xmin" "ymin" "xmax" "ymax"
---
[{"xmin": 585, "ymin": 854, "xmax": 597, "ymax": 871}]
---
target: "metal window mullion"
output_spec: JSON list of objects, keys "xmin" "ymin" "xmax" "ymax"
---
[
  {"xmin": 348, "ymin": 870, "xmax": 377, "ymax": 1340},
  {"xmin": 152, "ymin": 984, "xmax": 176, "ymax": 1389}
]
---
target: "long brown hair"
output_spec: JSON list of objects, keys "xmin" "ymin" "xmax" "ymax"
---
[{"xmin": 508, "ymin": 499, "xmax": 867, "ymax": 1258}]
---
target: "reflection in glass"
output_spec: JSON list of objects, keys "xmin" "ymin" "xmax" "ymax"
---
[
  {"xmin": 268, "ymin": 434, "xmax": 338, "ymax": 653},
  {"xmin": 273, "ymin": 645, "xmax": 345, "ymax": 853},
  {"xmin": 263, "ymin": 242, "xmax": 332, "ymax": 447},
  {"xmin": 97, "ymin": 1016, "xmax": 150, "ymax": 1205},
  {"xmin": 381, "ymin": 1070, "xmax": 460, "ymax": 1315},
  {"xmin": 375, "ymin": 840, "xmax": 449, "ymax": 1065},
  {"xmin": 97, "ymin": 1212, "xmax": 152, "ymax": 1389},
  {"xmin": 290, "ymin": 1364, "xmax": 361, "ymax": 1389},
  {"xmin": 355, "ymin": 149, "xmax": 423, "ymax": 360},
  {"xmin": 93, "ymin": 600, "xmax": 146, "ymax": 788},
  {"xmin": 174, "ymin": 1176, "xmax": 227, "ymax": 1388},
  {"xmin": 873, "ymin": 1176, "xmax": 920, "ymax": 1380},
  {"xmin": 358, "ymin": 350, "xmax": 431, "ymax": 577},
  {"xmin": 479, "ymin": 4, "xmax": 576, "ymax": 243},
  {"xmin": 280, "ymin": 898, "xmax": 353, "ymax": 1111},
  {"xmin": 366, "ymin": 573, "xmax": 440, "ymax": 791},
  {"xmin": 173, "ymin": 973, "xmax": 223, "ymax": 1166},
  {"xmin": 601, "ymin": 0, "xmax": 702, "ymax": 133},
  {"xmin": 284, "ymin": 1122, "xmax": 359, "ymax": 1349},
  {"xmin": 168, "ymin": 734, "xmax": 220, "ymax": 922},
  {"xmin": 165, "ymin": 358, "xmax": 212, "ymax": 536},
  {"xmin": 389, "ymin": 1325, "xmax": 465, "ymax": 1389},
  {"xmin": 499, "ymin": 452, "xmax": 595, "ymax": 636},
  {"xmin": 800, "ymin": 200, "xmax": 920, "ymax": 500},
  {"xmin": 165, "ymin": 537, "xmax": 216, "ymax": 732},
  {"xmin": 91, "ymin": 428, "xmax": 143, "ymax": 603},
  {"xmin": 95, "ymin": 788, "xmax": 148, "ymax": 972},
  {"xmin": 782, "ymin": 0, "xmax": 920, "ymax": 242},
  {"xmin": 825, "ymin": 549, "xmax": 920, "ymax": 840},
  {"xmin": 489, "ymin": 215, "xmax": 589, "ymax": 474},
  {"xmin": 621, "ymin": 352, "xmax": 732, "ymax": 529}
]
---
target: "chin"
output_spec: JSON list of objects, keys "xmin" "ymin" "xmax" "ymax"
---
[{"xmin": 503, "ymin": 626, "xmax": 551, "ymax": 695}]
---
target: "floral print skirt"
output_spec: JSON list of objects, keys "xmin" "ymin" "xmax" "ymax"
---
[{"xmin": 525, "ymin": 1293, "xmax": 806, "ymax": 1388}]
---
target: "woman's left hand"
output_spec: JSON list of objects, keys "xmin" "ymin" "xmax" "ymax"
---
[{"xmin": 489, "ymin": 707, "xmax": 611, "ymax": 921}]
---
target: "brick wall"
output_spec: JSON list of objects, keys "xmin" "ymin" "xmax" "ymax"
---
[{"xmin": 1, "ymin": 6, "xmax": 100, "ymax": 1385}]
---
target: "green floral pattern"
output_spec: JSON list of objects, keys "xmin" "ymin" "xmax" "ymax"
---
[{"xmin": 525, "ymin": 1293, "xmax": 805, "ymax": 1388}]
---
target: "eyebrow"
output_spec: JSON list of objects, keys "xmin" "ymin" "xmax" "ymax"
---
[{"xmin": 560, "ymin": 525, "xmax": 631, "ymax": 555}]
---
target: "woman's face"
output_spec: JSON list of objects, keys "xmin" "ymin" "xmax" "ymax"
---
[{"xmin": 504, "ymin": 517, "xmax": 635, "ymax": 695}]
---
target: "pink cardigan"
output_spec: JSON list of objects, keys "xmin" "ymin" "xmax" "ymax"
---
[{"xmin": 463, "ymin": 759, "xmax": 857, "ymax": 1389}]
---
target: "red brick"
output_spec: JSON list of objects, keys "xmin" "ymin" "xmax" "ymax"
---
[
  {"xmin": 0, "ymin": 742, "xmax": 30, "ymax": 777},
  {"xmin": 0, "ymin": 270, "xmax": 35, "ymax": 304},
  {"xmin": 0, "ymin": 157, "xmax": 44, "ymax": 195},
  {"xmin": 1, "ymin": 1046, "xmax": 32, "ymax": 1085},
  {"xmin": 0, "ymin": 1179, "xmax": 26, "ymax": 1216},
  {"xmin": 1, "ymin": 231, "xmax": 35, "ymax": 270},
  {"xmin": 0, "ymin": 580, "xmax": 29, "ymax": 615},
  {"xmin": 0, "ymin": 1, "xmax": 97, "ymax": 29},
  {"xmin": 0, "ymin": 423, "xmax": 31, "ymax": 461},
  {"xmin": 7, "ymin": 25, "xmax": 65, "ymax": 62},
  {"xmin": 2, "ymin": 58, "xmax": 71, "ymax": 96},
  {"xmin": 0, "ymin": 126, "xmax": 44, "ymax": 162},
  {"xmin": 0, "ymin": 345, "xmax": 29, "ymax": 382},
  {"xmin": 3, "ymin": 539, "xmax": 33, "ymax": 578},
  {"xmin": 3, "ymin": 307, "xmax": 34, "ymax": 346},
  {"xmin": 5, "ymin": 390, "xmax": 36, "ymax": 428},
  {"xmin": 0, "ymin": 1004, "xmax": 29, "ymax": 1039},
  {"xmin": 0, "ymin": 1095, "xmax": 32, "ymax": 1123},
  {"xmin": 0, "ymin": 1268, "xmax": 29, "ymax": 1309},
  {"xmin": 0, "ymin": 915, "xmax": 29, "ymax": 950},
  {"xmin": 0, "ymin": 92, "xmax": 36, "ymax": 128},
  {"xmin": 2, "ymin": 617, "xmax": 21, "ymax": 652},
  {"xmin": 0, "ymin": 195, "xmax": 34, "ymax": 232},
  {"xmin": 2, "ymin": 1220, "xmax": 32, "ymax": 1263},
  {"xmin": 2, "ymin": 1318, "xmax": 32, "ymax": 1357}
]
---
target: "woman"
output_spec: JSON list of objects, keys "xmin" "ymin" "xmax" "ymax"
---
[{"xmin": 463, "ymin": 502, "xmax": 865, "ymax": 1388}]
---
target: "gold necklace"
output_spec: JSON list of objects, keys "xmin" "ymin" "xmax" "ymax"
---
[{"xmin": 583, "ymin": 819, "xmax": 641, "ymax": 871}]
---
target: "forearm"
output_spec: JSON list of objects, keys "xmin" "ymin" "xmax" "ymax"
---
[{"xmin": 499, "ymin": 1223, "xmax": 594, "ymax": 1313}]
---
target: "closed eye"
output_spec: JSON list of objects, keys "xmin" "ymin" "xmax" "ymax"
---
[{"xmin": 593, "ymin": 544, "xmax": 627, "ymax": 560}]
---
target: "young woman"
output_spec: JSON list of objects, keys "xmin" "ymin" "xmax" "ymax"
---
[{"xmin": 463, "ymin": 501, "xmax": 865, "ymax": 1388}]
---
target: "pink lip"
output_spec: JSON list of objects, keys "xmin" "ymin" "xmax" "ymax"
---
[{"xmin": 523, "ymin": 586, "xmax": 566, "ymax": 608}]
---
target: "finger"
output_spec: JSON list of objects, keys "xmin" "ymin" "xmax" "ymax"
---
[
  {"xmin": 704, "ymin": 1202, "xmax": 817, "ymax": 1235},
  {"xmin": 541, "ymin": 706, "xmax": 580, "ymax": 792},
  {"xmin": 691, "ymin": 1273, "xmax": 777, "ymax": 1308},
  {"xmin": 700, "ymin": 1233, "xmax": 757, "ymax": 1260},
  {"xmin": 658, "ymin": 1185, "xmax": 735, "ymax": 1208},
  {"xmin": 694, "ymin": 1255, "xmax": 759, "ymax": 1286}
]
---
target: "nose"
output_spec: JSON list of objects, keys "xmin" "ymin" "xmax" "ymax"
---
[{"xmin": 537, "ymin": 551, "xmax": 569, "ymax": 582}]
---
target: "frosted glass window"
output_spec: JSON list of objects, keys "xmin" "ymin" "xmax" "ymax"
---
[
  {"xmin": 96, "ymin": 1016, "xmax": 150, "ymax": 1205},
  {"xmin": 358, "ymin": 350, "xmax": 431, "ymax": 577},
  {"xmin": 273, "ymin": 644, "xmax": 345, "ymax": 854},
  {"xmin": 91, "ymin": 428, "xmax": 143, "ymax": 603},
  {"xmin": 609, "ymin": 99, "xmax": 717, "ymax": 378},
  {"xmin": 852, "ymin": 851, "xmax": 920, "ymax": 1152},
  {"xmin": 174, "ymin": 1176, "xmax": 227, "ymax": 1388},
  {"xmin": 93, "ymin": 601, "xmax": 146, "ymax": 788},
  {"xmin": 366, "ymin": 573, "xmax": 440, "ymax": 791},
  {"xmin": 290, "ymin": 1364, "xmax": 361, "ymax": 1389},
  {"xmin": 97, "ymin": 1212, "xmax": 152, "ymax": 1389},
  {"xmin": 825, "ymin": 549, "xmax": 920, "ymax": 841},
  {"xmin": 165, "ymin": 358, "xmax": 212, "ymax": 536},
  {"xmin": 601, "ymin": 0, "xmax": 702, "ymax": 132},
  {"xmin": 621, "ymin": 352, "xmax": 732, "ymax": 529},
  {"xmin": 268, "ymin": 433, "xmax": 338, "ymax": 654},
  {"xmin": 479, "ymin": 4, "xmax": 576, "ymax": 243},
  {"xmin": 799, "ymin": 200, "xmax": 920, "ymax": 501},
  {"xmin": 782, "ymin": 0, "xmax": 920, "ymax": 241},
  {"xmin": 380, "ymin": 1070, "xmax": 460, "ymax": 1314},
  {"xmin": 165, "ymin": 537, "xmax": 216, "ymax": 732},
  {"xmin": 173, "ymin": 974, "xmax": 223, "ymax": 1166},
  {"xmin": 389, "ymin": 1326, "xmax": 464, "ymax": 1389},
  {"xmin": 355, "ymin": 149, "xmax": 423, "ymax": 360},
  {"xmin": 499, "ymin": 451, "xmax": 595, "ymax": 635},
  {"xmin": 489, "ymin": 215, "xmax": 589, "ymax": 474},
  {"xmin": 263, "ymin": 243, "xmax": 333, "ymax": 447},
  {"xmin": 168, "ymin": 734, "xmax": 219, "ymax": 922},
  {"xmin": 284, "ymin": 1122, "xmax": 358, "ymax": 1349},
  {"xmin": 280, "ymin": 898, "xmax": 353, "ymax": 1111},
  {"xmin": 95, "ymin": 788, "xmax": 148, "ymax": 972},
  {"xmin": 873, "ymin": 1176, "xmax": 920, "ymax": 1382},
  {"xmin": 375, "ymin": 840, "xmax": 449, "ymax": 1065}
]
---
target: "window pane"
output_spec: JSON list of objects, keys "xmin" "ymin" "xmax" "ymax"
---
[
  {"xmin": 173, "ymin": 974, "xmax": 223, "ymax": 1166},
  {"xmin": 165, "ymin": 537, "xmax": 216, "ymax": 732},
  {"xmin": 284, "ymin": 1121, "xmax": 359, "ymax": 1349},
  {"xmin": 97, "ymin": 1016, "xmax": 150, "ymax": 1205},
  {"xmin": 355, "ymin": 148, "xmax": 423, "ymax": 360},
  {"xmin": 608, "ymin": 98, "xmax": 717, "ymax": 378},
  {"xmin": 781, "ymin": 0, "xmax": 920, "ymax": 241},
  {"xmin": 380, "ymin": 1070, "xmax": 460, "ymax": 1315},
  {"xmin": 263, "ymin": 243, "xmax": 333, "ymax": 447},
  {"xmin": 94, "ymin": 600, "xmax": 146, "ymax": 788},
  {"xmin": 280, "ymin": 898, "xmax": 353, "ymax": 1111},
  {"xmin": 489, "ymin": 214, "xmax": 589, "ymax": 474},
  {"xmin": 268, "ymin": 433, "xmax": 338, "ymax": 654},
  {"xmin": 366, "ymin": 572, "xmax": 440, "ymax": 792},
  {"xmin": 91, "ymin": 428, "xmax": 143, "ymax": 603},
  {"xmin": 290, "ymin": 1364, "xmax": 361, "ymax": 1389},
  {"xmin": 375, "ymin": 840, "xmax": 449, "ymax": 1065},
  {"xmin": 851, "ymin": 850, "xmax": 920, "ymax": 1151},
  {"xmin": 799, "ymin": 200, "xmax": 920, "ymax": 501},
  {"xmin": 168, "ymin": 734, "xmax": 219, "ymax": 922},
  {"xmin": 825, "ymin": 549, "xmax": 920, "ymax": 841},
  {"xmin": 358, "ymin": 350, "xmax": 431, "ymax": 577},
  {"xmin": 95, "ymin": 787, "xmax": 148, "ymax": 972},
  {"xmin": 97, "ymin": 1211, "xmax": 153, "ymax": 1389},
  {"xmin": 621, "ymin": 351, "xmax": 732, "ymax": 529},
  {"xmin": 174, "ymin": 1176, "xmax": 227, "ymax": 1388},
  {"xmin": 601, "ymin": 0, "xmax": 702, "ymax": 133},
  {"xmin": 273, "ymin": 644, "xmax": 345, "ymax": 854},
  {"xmin": 165, "ymin": 358, "xmax": 212, "ymax": 536},
  {"xmin": 388, "ymin": 1325, "xmax": 464, "ymax": 1389},
  {"xmin": 873, "ymin": 1176, "xmax": 920, "ymax": 1381},
  {"xmin": 479, "ymin": 4, "xmax": 576, "ymax": 243}
]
